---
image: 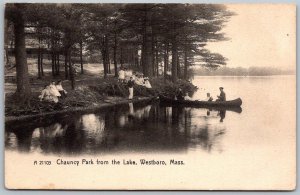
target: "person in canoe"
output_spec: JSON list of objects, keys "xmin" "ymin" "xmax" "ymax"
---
[
  {"xmin": 176, "ymin": 88, "xmax": 184, "ymax": 101},
  {"xmin": 206, "ymin": 93, "xmax": 213, "ymax": 102},
  {"xmin": 216, "ymin": 87, "xmax": 226, "ymax": 101}
]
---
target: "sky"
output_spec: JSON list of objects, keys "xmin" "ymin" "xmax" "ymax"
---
[{"xmin": 205, "ymin": 4, "xmax": 296, "ymax": 70}]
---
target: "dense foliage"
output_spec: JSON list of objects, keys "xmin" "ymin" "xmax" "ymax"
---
[{"xmin": 5, "ymin": 3, "xmax": 234, "ymax": 99}]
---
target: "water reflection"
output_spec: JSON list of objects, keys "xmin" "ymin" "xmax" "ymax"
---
[{"xmin": 5, "ymin": 102, "xmax": 241, "ymax": 155}]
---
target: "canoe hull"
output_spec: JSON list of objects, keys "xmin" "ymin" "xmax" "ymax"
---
[{"xmin": 159, "ymin": 96, "xmax": 242, "ymax": 108}]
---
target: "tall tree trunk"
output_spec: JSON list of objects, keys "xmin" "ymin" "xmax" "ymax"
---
[
  {"xmin": 4, "ymin": 19, "xmax": 10, "ymax": 66},
  {"xmin": 127, "ymin": 47, "xmax": 130, "ymax": 66},
  {"xmin": 151, "ymin": 34, "xmax": 155, "ymax": 77},
  {"xmin": 5, "ymin": 49, "xmax": 10, "ymax": 66},
  {"xmin": 69, "ymin": 50, "xmax": 75, "ymax": 90},
  {"xmin": 54, "ymin": 53, "xmax": 58, "ymax": 75},
  {"xmin": 51, "ymin": 29, "xmax": 55, "ymax": 77},
  {"xmin": 51, "ymin": 51, "xmax": 55, "ymax": 77},
  {"xmin": 80, "ymin": 40, "xmax": 83, "ymax": 74},
  {"xmin": 37, "ymin": 35, "xmax": 41, "ymax": 79},
  {"xmin": 120, "ymin": 45, "xmax": 124, "ymax": 68},
  {"xmin": 102, "ymin": 46, "xmax": 107, "ymax": 79},
  {"xmin": 171, "ymin": 19, "xmax": 178, "ymax": 82},
  {"xmin": 177, "ymin": 54, "xmax": 180, "ymax": 79},
  {"xmin": 155, "ymin": 40, "xmax": 159, "ymax": 76},
  {"xmin": 13, "ymin": 5, "xmax": 31, "ymax": 100},
  {"xmin": 41, "ymin": 51, "xmax": 44, "ymax": 76},
  {"xmin": 56, "ymin": 52, "xmax": 60, "ymax": 75},
  {"xmin": 102, "ymin": 34, "xmax": 110, "ymax": 78},
  {"xmin": 164, "ymin": 42, "xmax": 169, "ymax": 80},
  {"xmin": 134, "ymin": 44, "xmax": 139, "ymax": 67},
  {"xmin": 171, "ymin": 40, "xmax": 178, "ymax": 82},
  {"xmin": 37, "ymin": 50, "xmax": 41, "ymax": 79},
  {"xmin": 103, "ymin": 19, "xmax": 109, "ymax": 77},
  {"xmin": 184, "ymin": 48, "xmax": 188, "ymax": 80},
  {"xmin": 141, "ymin": 36, "xmax": 145, "ymax": 73},
  {"xmin": 107, "ymin": 50, "xmax": 111, "ymax": 74},
  {"xmin": 142, "ymin": 8, "xmax": 153, "ymax": 77},
  {"xmin": 64, "ymin": 50, "xmax": 69, "ymax": 79},
  {"xmin": 113, "ymin": 31, "xmax": 118, "ymax": 77}
]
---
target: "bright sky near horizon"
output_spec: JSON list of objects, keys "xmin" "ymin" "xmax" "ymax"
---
[{"xmin": 205, "ymin": 4, "xmax": 296, "ymax": 70}]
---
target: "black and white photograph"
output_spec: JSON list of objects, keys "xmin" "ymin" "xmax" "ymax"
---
[{"xmin": 4, "ymin": 3, "xmax": 296, "ymax": 190}]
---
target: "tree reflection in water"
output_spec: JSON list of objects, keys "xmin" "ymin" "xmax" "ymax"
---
[{"xmin": 5, "ymin": 102, "xmax": 234, "ymax": 155}]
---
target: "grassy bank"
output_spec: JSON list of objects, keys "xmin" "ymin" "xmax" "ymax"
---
[{"xmin": 5, "ymin": 77, "xmax": 197, "ymax": 119}]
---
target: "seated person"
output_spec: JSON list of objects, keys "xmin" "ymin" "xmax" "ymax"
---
[
  {"xmin": 206, "ymin": 93, "xmax": 213, "ymax": 102},
  {"xmin": 56, "ymin": 80, "xmax": 67, "ymax": 98},
  {"xmin": 144, "ymin": 78, "xmax": 152, "ymax": 89},
  {"xmin": 49, "ymin": 81, "xmax": 61, "ymax": 98},
  {"xmin": 118, "ymin": 68, "xmax": 125, "ymax": 82},
  {"xmin": 39, "ymin": 85, "xmax": 59, "ymax": 103},
  {"xmin": 216, "ymin": 87, "xmax": 226, "ymax": 101},
  {"xmin": 184, "ymin": 92, "xmax": 192, "ymax": 100},
  {"xmin": 135, "ymin": 75, "xmax": 144, "ymax": 86},
  {"xmin": 124, "ymin": 68, "xmax": 132, "ymax": 82},
  {"xmin": 131, "ymin": 72, "xmax": 136, "ymax": 81}
]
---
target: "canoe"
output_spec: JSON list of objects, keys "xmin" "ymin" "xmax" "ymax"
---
[{"xmin": 159, "ymin": 96, "xmax": 242, "ymax": 108}]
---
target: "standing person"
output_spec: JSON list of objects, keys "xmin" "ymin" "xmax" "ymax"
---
[
  {"xmin": 118, "ymin": 68, "xmax": 125, "ymax": 83},
  {"xmin": 176, "ymin": 88, "xmax": 184, "ymax": 101},
  {"xmin": 128, "ymin": 77, "xmax": 134, "ymax": 100},
  {"xmin": 217, "ymin": 87, "xmax": 226, "ymax": 101}
]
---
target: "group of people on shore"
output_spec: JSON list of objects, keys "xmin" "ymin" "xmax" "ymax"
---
[
  {"xmin": 39, "ymin": 80, "xmax": 67, "ymax": 103},
  {"xmin": 118, "ymin": 68, "xmax": 152, "ymax": 88},
  {"xmin": 118, "ymin": 68, "xmax": 152, "ymax": 100},
  {"xmin": 175, "ymin": 87, "xmax": 226, "ymax": 102}
]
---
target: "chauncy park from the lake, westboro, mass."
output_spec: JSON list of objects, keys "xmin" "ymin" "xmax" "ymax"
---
[{"xmin": 36, "ymin": 158, "xmax": 184, "ymax": 166}]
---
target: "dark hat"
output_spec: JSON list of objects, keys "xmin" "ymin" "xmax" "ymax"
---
[{"xmin": 219, "ymin": 87, "xmax": 224, "ymax": 89}]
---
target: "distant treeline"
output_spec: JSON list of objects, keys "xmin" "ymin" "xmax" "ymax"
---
[{"xmin": 193, "ymin": 66, "xmax": 295, "ymax": 76}]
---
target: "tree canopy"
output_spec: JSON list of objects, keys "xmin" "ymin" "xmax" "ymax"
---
[{"xmin": 5, "ymin": 3, "xmax": 234, "ymax": 99}]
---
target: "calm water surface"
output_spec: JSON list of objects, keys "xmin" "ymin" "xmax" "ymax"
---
[{"xmin": 5, "ymin": 76, "xmax": 296, "ymax": 157}]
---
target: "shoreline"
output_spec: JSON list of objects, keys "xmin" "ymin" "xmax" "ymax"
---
[{"xmin": 5, "ymin": 96, "xmax": 154, "ymax": 123}]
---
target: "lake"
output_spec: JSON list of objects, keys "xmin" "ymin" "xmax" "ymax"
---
[{"xmin": 5, "ymin": 75, "xmax": 296, "ymax": 189}]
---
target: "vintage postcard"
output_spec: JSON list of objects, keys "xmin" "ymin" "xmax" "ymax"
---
[{"xmin": 4, "ymin": 3, "xmax": 296, "ymax": 190}]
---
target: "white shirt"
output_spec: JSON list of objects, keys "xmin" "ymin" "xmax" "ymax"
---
[
  {"xmin": 55, "ymin": 84, "xmax": 64, "ymax": 91},
  {"xmin": 144, "ymin": 80, "xmax": 152, "ymax": 88},
  {"xmin": 49, "ymin": 84, "xmax": 61, "ymax": 97},
  {"xmin": 135, "ymin": 78, "xmax": 144, "ymax": 85},
  {"xmin": 118, "ymin": 70, "xmax": 125, "ymax": 79}
]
